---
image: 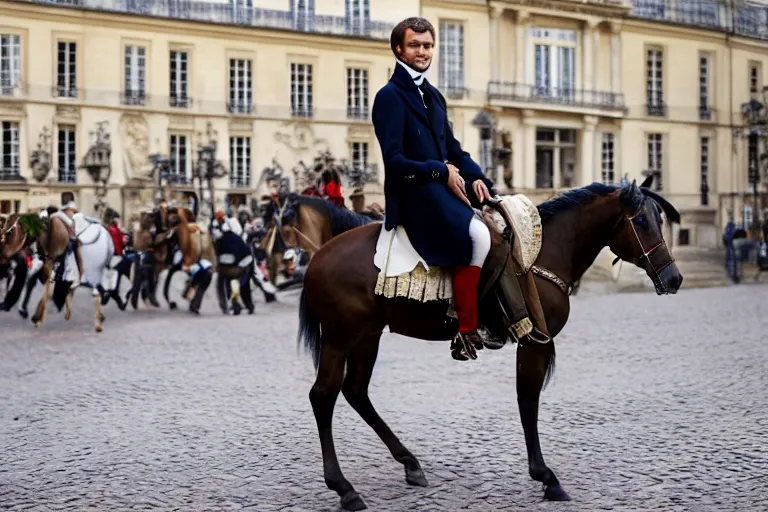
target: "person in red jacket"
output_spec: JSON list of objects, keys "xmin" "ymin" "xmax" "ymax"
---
[
  {"xmin": 108, "ymin": 216, "xmax": 126, "ymax": 256},
  {"xmin": 321, "ymin": 169, "xmax": 345, "ymax": 208}
]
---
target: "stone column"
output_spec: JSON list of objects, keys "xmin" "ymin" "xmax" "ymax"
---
[
  {"xmin": 522, "ymin": 109, "xmax": 536, "ymax": 189},
  {"xmin": 490, "ymin": 4, "xmax": 503, "ymax": 82},
  {"xmin": 594, "ymin": 127, "xmax": 603, "ymax": 184},
  {"xmin": 611, "ymin": 22, "xmax": 621, "ymax": 95},
  {"xmin": 515, "ymin": 11, "xmax": 530, "ymax": 89},
  {"xmin": 581, "ymin": 116, "xmax": 598, "ymax": 187},
  {"xmin": 582, "ymin": 20, "xmax": 594, "ymax": 95}
]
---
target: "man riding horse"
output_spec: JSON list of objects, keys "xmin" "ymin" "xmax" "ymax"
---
[{"xmin": 372, "ymin": 17, "xmax": 547, "ymax": 360}]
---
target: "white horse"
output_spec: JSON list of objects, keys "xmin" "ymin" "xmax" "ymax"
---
[{"xmin": 54, "ymin": 213, "xmax": 116, "ymax": 332}]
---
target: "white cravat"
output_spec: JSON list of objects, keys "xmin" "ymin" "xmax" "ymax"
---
[{"xmin": 396, "ymin": 60, "xmax": 429, "ymax": 107}]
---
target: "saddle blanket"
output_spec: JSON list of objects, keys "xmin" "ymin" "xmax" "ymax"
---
[{"xmin": 373, "ymin": 194, "xmax": 542, "ymax": 303}]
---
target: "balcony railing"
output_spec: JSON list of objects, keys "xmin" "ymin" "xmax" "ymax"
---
[
  {"xmin": 0, "ymin": 168, "xmax": 22, "ymax": 181},
  {"xmin": 488, "ymin": 82, "xmax": 625, "ymax": 110},
  {"xmin": 647, "ymin": 102, "xmax": 666, "ymax": 116},
  {"xmin": 230, "ymin": 175, "xmax": 251, "ymax": 188},
  {"xmin": 58, "ymin": 168, "xmax": 77, "ymax": 183},
  {"xmin": 121, "ymin": 90, "xmax": 148, "ymax": 106},
  {"xmin": 346, "ymin": 106, "xmax": 369, "ymax": 121},
  {"xmin": 630, "ymin": 0, "xmax": 768, "ymax": 41},
  {"xmin": 291, "ymin": 106, "xmax": 313, "ymax": 119},
  {"xmin": 16, "ymin": 0, "xmax": 394, "ymax": 40}
]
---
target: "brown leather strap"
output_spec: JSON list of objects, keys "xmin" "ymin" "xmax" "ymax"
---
[{"xmin": 531, "ymin": 265, "xmax": 569, "ymax": 295}]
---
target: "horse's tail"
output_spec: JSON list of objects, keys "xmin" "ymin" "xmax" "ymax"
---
[{"xmin": 298, "ymin": 287, "xmax": 322, "ymax": 371}]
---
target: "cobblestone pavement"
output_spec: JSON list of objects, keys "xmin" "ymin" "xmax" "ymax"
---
[{"xmin": 1, "ymin": 281, "xmax": 767, "ymax": 511}]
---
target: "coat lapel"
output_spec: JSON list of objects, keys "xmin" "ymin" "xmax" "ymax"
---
[{"xmin": 390, "ymin": 64, "xmax": 430, "ymax": 126}]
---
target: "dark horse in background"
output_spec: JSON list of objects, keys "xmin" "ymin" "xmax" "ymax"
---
[{"xmin": 298, "ymin": 177, "xmax": 683, "ymax": 510}]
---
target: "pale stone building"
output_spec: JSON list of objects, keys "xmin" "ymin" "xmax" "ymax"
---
[
  {"xmin": 425, "ymin": 0, "xmax": 768, "ymax": 248},
  {"xmin": 1, "ymin": 0, "xmax": 767, "ymax": 249},
  {"xmin": 0, "ymin": 0, "xmax": 405, "ymax": 218}
]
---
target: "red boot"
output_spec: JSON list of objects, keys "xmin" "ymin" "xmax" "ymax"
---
[{"xmin": 451, "ymin": 266, "xmax": 484, "ymax": 361}]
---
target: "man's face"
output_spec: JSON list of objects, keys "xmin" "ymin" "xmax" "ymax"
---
[{"xmin": 398, "ymin": 28, "xmax": 434, "ymax": 72}]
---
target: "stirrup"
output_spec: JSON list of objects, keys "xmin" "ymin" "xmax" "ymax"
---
[
  {"xmin": 522, "ymin": 327, "xmax": 551, "ymax": 344},
  {"xmin": 450, "ymin": 332, "xmax": 478, "ymax": 361}
]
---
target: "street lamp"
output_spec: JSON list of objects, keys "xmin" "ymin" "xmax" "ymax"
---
[
  {"xmin": 192, "ymin": 122, "xmax": 227, "ymax": 222},
  {"xmin": 80, "ymin": 121, "xmax": 112, "ymax": 218},
  {"xmin": 739, "ymin": 86, "xmax": 768, "ymax": 237}
]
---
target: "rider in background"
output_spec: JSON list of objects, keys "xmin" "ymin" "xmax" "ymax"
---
[{"xmin": 321, "ymin": 169, "xmax": 345, "ymax": 208}]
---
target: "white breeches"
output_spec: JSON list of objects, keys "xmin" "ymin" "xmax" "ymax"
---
[{"xmin": 469, "ymin": 216, "xmax": 491, "ymax": 267}]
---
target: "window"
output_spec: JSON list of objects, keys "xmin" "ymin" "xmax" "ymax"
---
[
  {"xmin": 290, "ymin": 63, "xmax": 313, "ymax": 118},
  {"xmin": 601, "ymin": 133, "xmax": 615, "ymax": 185},
  {"xmin": 1, "ymin": 121, "xmax": 20, "ymax": 180},
  {"xmin": 230, "ymin": 0, "xmax": 253, "ymax": 24},
  {"xmin": 0, "ymin": 200, "xmax": 21, "ymax": 214},
  {"xmin": 699, "ymin": 54, "xmax": 710, "ymax": 120},
  {"xmin": 169, "ymin": 134, "xmax": 188, "ymax": 183},
  {"xmin": 170, "ymin": 51, "xmax": 188, "ymax": 108},
  {"xmin": 535, "ymin": 128, "xmax": 576, "ymax": 189},
  {"xmin": 351, "ymin": 142, "xmax": 368, "ymax": 171},
  {"xmin": 748, "ymin": 132, "xmax": 759, "ymax": 185},
  {"xmin": 346, "ymin": 68, "xmax": 368, "ymax": 119},
  {"xmin": 646, "ymin": 48, "xmax": 664, "ymax": 116},
  {"xmin": 346, "ymin": 0, "xmax": 369, "ymax": 35},
  {"xmin": 292, "ymin": 0, "xmax": 314, "ymax": 31},
  {"xmin": 229, "ymin": 59, "xmax": 252, "ymax": 114},
  {"xmin": 58, "ymin": 126, "xmax": 77, "ymax": 183},
  {"xmin": 532, "ymin": 28, "xmax": 576, "ymax": 102},
  {"xmin": 124, "ymin": 45, "xmax": 147, "ymax": 105},
  {"xmin": 0, "ymin": 35, "xmax": 21, "ymax": 96},
  {"xmin": 700, "ymin": 136, "xmax": 710, "ymax": 206},
  {"xmin": 749, "ymin": 62, "xmax": 761, "ymax": 95},
  {"xmin": 646, "ymin": 133, "xmax": 663, "ymax": 191},
  {"xmin": 229, "ymin": 136, "xmax": 251, "ymax": 188},
  {"xmin": 439, "ymin": 21, "xmax": 464, "ymax": 98},
  {"xmin": 56, "ymin": 41, "xmax": 77, "ymax": 98},
  {"xmin": 678, "ymin": 228, "xmax": 690, "ymax": 246}
]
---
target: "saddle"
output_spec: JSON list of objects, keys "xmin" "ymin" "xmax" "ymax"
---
[{"xmin": 373, "ymin": 194, "xmax": 550, "ymax": 347}]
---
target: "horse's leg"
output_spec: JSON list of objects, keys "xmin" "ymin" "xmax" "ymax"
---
[
  {"xmin": 1, "ymin": 255, "xmax": 28, "ymax": 311},
  {"xmin": 93, "ymin": 289, "xmax": 104, "ymax": 332},
  {"xmin": 516, "ymin": 341, "xmax": 570, "ymax": 501},
  {"xmin": 342, "ymin": 333, "xmax": 428, "ymax": 487},
  {"xmin": 229, "ymin": 278, "xmax": 242, "ymax": 315},
  {"xmin": 309, "ymin": 337, "xmax": 366, "ymax": 511},
  {"xmin": 216, "ymin": 274, "xmax": 229, "ymax": 314},
  {"xmin": 31, "ymin": 261, "xmax": 53, "ymax": 327},
  {"xmin": 18, "ymin": 268, "xmax": 39, "ymax": 318},
  {"xmin": 64, "ymin": 286, "xmax": 75, "ymax": 321},
  {"xmin": 241, "ymin": 272, "xmax": 255, "ymax": 314},
  {"xmin": 164, "ymin": 265, "xmax": 179, "ymax": 310}
]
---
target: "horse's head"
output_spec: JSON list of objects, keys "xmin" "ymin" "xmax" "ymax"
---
[{"xmin": 609, "ymin": 176, "xmax": 683, "ymax": 295}]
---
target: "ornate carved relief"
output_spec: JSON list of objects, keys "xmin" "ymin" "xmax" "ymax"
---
[
  {"xmin": 55, "ymin": 104, "xmax": 81, "ymax": 122},
  {"xmin": 228, "ymin": 119, "xmax": 252, "ymax": 133},
  {"xmin": 347, "ymin": 124, "xmax": 372, "ymax": 141},
  {"xmin": 0, "ymin": 103, "xmax": 25, "ymax": 119},
  {"xmin": 274, "ymin": 122, "xmax": 328, "ymax": 154},
  {"xmin": 29, "ymin": 126, "xmax": 52, "ymax": 183},
  {"xmin": 119, "ymin": 113, "xmax": 150, "ymax": 181}
]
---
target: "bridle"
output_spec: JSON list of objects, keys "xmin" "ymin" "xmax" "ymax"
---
[{"xmin": 612, "ymin": 202, "xmax": 675, "ymax": 292}]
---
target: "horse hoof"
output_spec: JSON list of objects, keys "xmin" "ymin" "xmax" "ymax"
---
[
  {"xmin": 405, "ymin": 467, "xmax": 429, "ymax": 487},
  {"xmin": 96, "ymin": 325, "xmax": 103, "ymax": 333},
  {"xmin": 544, "ymin": 484, "xmax": 571, "ymax": 501},
  {"xmin": 65, "ymin": 313, "xmax": 71, "ymax": 321},
  {"xmin": 0, "ymin": 302, "xmax": 8, "ymax": 312},
  {"xmin": 169, "ymin": 302, "xmax": 178, "ymax": 310},
  {"xmin": 247, "ymin": 308, "xmax": 255, "ymax": 315},
  {"xmin": 18, "ymin": 309, "xmax": 28, "ymax": 319},
  {"xmin": 34, "ymin": 321, "xmax": 41, "ymax": 328},
  {"xmin": 340, "ymin": 491, "xmax": 367, "ymax": 511}
]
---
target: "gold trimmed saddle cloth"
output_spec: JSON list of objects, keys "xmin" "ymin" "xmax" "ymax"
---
[{"xmin": 373, "ymin": 194, "xmax": 542, "ymax": 303}]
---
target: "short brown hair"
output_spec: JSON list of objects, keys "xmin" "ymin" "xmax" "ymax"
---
[{"xmin": 390, "ymin": 17, "xmax": 435, "ymax": 56}]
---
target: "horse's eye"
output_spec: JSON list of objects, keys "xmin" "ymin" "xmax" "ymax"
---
[{"xmin": 634, "ymin": 215, "xmax": 648, "ymax": 229}]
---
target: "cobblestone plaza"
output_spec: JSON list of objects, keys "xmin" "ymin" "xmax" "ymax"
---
[{"xmin": 1, "ymin": 283, "xmax": 767, "ymax": 511}]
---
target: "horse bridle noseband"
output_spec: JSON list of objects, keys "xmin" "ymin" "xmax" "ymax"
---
[{"xmin": 612, "ymin": 206, "xmax": 675, "ymax": 291}]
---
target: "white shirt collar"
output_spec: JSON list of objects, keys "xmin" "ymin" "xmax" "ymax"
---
[{"xmin": 396, "ymin": 60, "xmax": 429, "ymax": 86}]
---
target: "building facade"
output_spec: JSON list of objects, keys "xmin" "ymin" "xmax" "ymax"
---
[
  {"xmin": 1, "ymin": 0, "xmax": 768, "ymax": 248},
  {"xmin": 427, "ymin": 0, "xmax": 768, "ymax": 248},
  {"xmin": 0, "ymin": 0, "xmax": 409, "ymax": 218}
]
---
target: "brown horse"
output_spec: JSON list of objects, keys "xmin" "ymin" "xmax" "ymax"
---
[
  {"xmin": 298, "ymin": 179, "xmax": 683, "ymax": 510},
  {"xmin": 30, "ymin": 214, "xmax": 81, "ymax": 328},
  {"xmin": 0, "ymin": 214, "xmax": 31, "ymax": 310},
  {"xmin": 277, "ymin": 194, "xmax": 378, "ymax": 255}
]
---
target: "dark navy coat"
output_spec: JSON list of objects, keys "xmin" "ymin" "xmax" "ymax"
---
[{"xmin": 372, "ymin": 63, "xmax": 494, "ymax": 267}]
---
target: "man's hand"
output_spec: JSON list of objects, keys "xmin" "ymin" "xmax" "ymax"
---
[
  {"xmin": 473, "ymin": 180, "xmax": 492, "ymax": 204},
  {"xmin": 446, "ymin": 163, "xmax": 471, "ymax": 207}
]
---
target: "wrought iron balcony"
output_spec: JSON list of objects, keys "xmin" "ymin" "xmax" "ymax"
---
[
  {"xmin": 630, "ymin": 0, "xmax": 768, "ymax": 41},
  {"xmin": 291, "ymin": 106, "xmax": 313, "ymax": 119},
  {"xmin": 169, "ymin": 95, "xmax": 192, "ymax": 108},
  {"xmin": 230, "ymin": 175, "xmax": 252, "ymax": 188},
  {"xmin": 647, "ymin": 102, "xmax": 666, "ymax": 117},
  {"xmin": 17, "ymin": 0, "xmax": 394, "ymax": 40},
  {"xmin": 121, "ymin": 90, "xmax": 148, "ymax": 106},
  {"xmin": 58, "ymin": 168, "xmax": 77, "ymax": 183},
  {"xmin": 488, "ymin": 82, "xmax": 625, "ymax": 111},
  {"xmin": 347, "ymin": 106, "xmax": 369, "ymax": 121},
  {"xmin": 0, "ymin": 168, "xmax": 22, "ymax": 181}
]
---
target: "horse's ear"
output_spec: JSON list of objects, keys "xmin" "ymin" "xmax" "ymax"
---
[
  {"xmin": 640, "ymin": 174, "xmax": 653, "ymax": 189},
  {"xmin": 641, "ymin": 188, "xmax": 682, "ymax": 224}
]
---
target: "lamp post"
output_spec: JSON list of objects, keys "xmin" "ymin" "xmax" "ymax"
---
[
  {"xmin": 80, "ymin": 121, "xmax": 111, "ymax": 219},
  {"xmin": 739, "ymin": 86, "xmax": 768, "ymax": 237},
  {"xmin": 192, "ymin": 122, "xmax": 227, "ymax": 222}
]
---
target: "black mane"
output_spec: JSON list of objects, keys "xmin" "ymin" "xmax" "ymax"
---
[
  {"xmin": 296, "ymin": 195, "xmax": 376, "ymax": 237},
  {"xmin": 537, "ymin": 183, "xmax": 617, "ymax": 222}
]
